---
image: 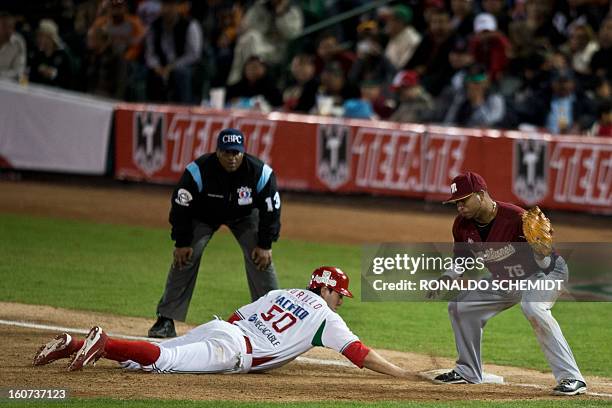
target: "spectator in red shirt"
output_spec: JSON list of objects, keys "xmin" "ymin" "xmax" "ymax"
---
[{"xmin": 469, "ymin": 13, "xmax": 511, "ymax": 82}]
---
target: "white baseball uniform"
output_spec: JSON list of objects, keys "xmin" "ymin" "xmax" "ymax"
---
[{"xmin": 122, "ymin": 289, "xmax": 361, "ymax": 373}]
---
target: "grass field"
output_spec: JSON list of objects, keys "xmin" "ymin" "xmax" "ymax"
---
[{"xmin": 1, "ymin": 213, "xmax": 611, "ymax": 407}]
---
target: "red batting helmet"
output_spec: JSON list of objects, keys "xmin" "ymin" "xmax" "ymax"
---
[{"xmin": 308, "ymin": 266, "xmax": 353, "ymax": 298}]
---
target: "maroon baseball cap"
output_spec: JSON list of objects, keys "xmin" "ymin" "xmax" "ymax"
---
[{"xmin": 443, "ymin": 171, "xmax": 487, "ymax": 204}]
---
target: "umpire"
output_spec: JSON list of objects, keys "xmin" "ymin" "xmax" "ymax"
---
[{"xmin": 148, "ymin": 128, "xmax": 281, "ymax": 338}]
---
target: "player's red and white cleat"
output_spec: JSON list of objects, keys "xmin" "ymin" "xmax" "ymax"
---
[
  {"xmin": 33, "ymin": 333, "xmax": 74, "ymax": 366},
  {"xmin": 67, "ymin": 326, "xmax": 107, "ymax": 371}
]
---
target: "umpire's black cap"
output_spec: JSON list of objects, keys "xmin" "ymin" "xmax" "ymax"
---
[{"xmin": 217, "ymin": 128, "xmax": 245, "ymax": 153}]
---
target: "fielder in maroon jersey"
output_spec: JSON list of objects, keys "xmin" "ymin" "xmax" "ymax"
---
[
  {"xmin": 430, "ymin": 171, "xmax": 586, "ymax": 396},
  {"xmin": 451, "ymin": 188, "xmax": 549, "ymax": 281}
]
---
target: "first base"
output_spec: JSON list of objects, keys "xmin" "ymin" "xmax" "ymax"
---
[{"xmin": 420, "ymin": 368, "xmax": 504, "ymax": 384}]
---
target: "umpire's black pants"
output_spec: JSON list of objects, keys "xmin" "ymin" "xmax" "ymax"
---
[{"xmin": 156, "ymin": 211, "xmax": 279, "ymax": 321}]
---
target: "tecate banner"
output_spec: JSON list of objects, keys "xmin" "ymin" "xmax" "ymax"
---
[{"xmin": 114, "ymin": 105, "xmax": 612, "ymax": 214}]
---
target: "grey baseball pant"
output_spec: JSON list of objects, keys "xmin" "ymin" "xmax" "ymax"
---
[
  {"xmin": 156, "ymin": 212, "xmax": 279, "ymax": 321},
  {"xmin": 448, "ymin": 255, "xmax": 584, "ymax": 384}
]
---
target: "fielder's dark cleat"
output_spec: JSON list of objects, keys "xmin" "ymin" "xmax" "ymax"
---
[
  {"xmin": 552, "ymin": 379, "xmax": 587, "ymax": 396},
  {"xmin": 148, "ymin": 316, "xmax": 176, "ymax": 338},
  {"xmin": 433, "ymin": 370, "xmax": 469, "ymax": 384}
]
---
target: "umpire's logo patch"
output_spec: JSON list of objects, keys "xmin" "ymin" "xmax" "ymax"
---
[
  {"xmin": 512, "ymin": 138, "xmax": 549, "ymax": 205},
  {"xmin": 237, "ymin": 186, "xmax": 253, "ymax": 206},
  {"xmin": 133, "ymin": 111, "xmax": 165, "ymax": 176},
  {"xmin": 317, "ymin": 125, "xmax": 350, "ymax": 190},
  {"xmin": 175, "ymin": 188, "xmax": 193, "ymax": 207}
]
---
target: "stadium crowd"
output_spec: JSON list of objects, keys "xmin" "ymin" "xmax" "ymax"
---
[{"xmin": 1, "ymin": 0, "xmax": 611, "ymax": 136}]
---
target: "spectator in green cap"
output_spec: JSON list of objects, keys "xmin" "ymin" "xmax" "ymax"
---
[
  {"xmin": 379, "ymin": 4, "xmax": 421, "ymax": 70},
  {"xmin": 392, "ymin": 5, "xmax": 412, "ymax": 25},
  {"xmin": 442, "ymin": 64, "xmax": 506, "ymax": 127}
]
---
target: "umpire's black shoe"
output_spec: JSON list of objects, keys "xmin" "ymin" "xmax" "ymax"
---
[
  {"xmin": 148, "ymin": 316, "xmax": 176, "ymax": 338},
  {"xmin": 433, "ymin": 370, "xmax": 469, "ymax": 384},
  {"xmin": 552, "ymin": 379, "xmax": 587, "ymax": 396}
]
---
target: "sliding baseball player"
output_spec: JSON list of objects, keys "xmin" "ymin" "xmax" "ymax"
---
[{"xmin": 34, "ymin": 266, "xmax": 408, "ymax": 377}]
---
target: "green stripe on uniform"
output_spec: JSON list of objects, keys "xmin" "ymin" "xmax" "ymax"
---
[{"xmin": 311, "ymin": 320, "xmax": 326, "ymax": 347}]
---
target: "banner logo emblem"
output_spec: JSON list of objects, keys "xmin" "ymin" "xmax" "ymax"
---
[
  {"xmin": 513, "ymin": 138, "xmax": 548, "ymax": 205},
  {"xmin": 133, "ymin": 111, "xmax": 165, "ymax": 176},
  {"xmin": 317, "ymin": 125, "xmax": 350, "ymax": 190}
]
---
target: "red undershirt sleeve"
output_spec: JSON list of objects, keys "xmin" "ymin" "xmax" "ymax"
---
[{"xmin": 342, "ymin": 341, "xmax": 370, "ymax": 368}]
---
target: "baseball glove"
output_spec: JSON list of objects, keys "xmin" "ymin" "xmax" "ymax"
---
[{"xmin": 521, "ymin": 206, "xmax": 554, "ymax": 257}]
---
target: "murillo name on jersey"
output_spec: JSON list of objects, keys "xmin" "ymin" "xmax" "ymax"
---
[{"xmin": 287, "ymin": 289, "xmax": 324, "ymax": 309}]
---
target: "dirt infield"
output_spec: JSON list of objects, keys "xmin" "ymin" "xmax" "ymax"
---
[
  {"xmin": 2, "ymin": 303, "xmax": 612, "ymax": 402},
  {"xmin": 1, "ymin": 180, "xmax": 612, "ymax": 402}
]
